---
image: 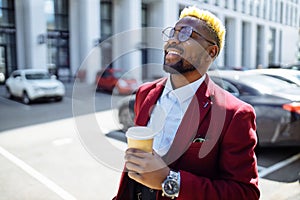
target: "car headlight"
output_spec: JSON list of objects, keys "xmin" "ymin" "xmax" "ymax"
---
[{"xmin": 0, "ymin": 73, "xmax": 5, "ymax": 82}]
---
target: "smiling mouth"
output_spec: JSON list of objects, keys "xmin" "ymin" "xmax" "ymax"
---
[
  {"xmin": 168, "ymin": 50, "xmax": 181, "ymax": 56},
  {"xmin": 166, "ymin": 48, "xmax": 183, "ymax": 56}
]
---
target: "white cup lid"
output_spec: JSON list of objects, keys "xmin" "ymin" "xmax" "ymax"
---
[{"xmin": 125, "ymin": 126, "xmax": 155, "ymax": 140}]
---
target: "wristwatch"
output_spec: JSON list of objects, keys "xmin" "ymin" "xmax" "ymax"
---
[{"xmin": 161, "ymin": 170, "xmax": 180, "ymax": 199}]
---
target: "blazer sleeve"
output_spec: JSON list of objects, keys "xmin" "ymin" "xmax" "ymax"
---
[{"xmin": 175, "ymin": 104, "xmax": 260, "ymax": 200}]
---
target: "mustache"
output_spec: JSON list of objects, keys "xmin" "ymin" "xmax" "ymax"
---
[{"xmin": 164, "ymin": 44, "xmax": 184, "ymax": 53}]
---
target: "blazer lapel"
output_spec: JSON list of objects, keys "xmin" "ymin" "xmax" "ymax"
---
[{"xmin": 135, "ymin": 78, "xmax": 166, "ymax": 126}]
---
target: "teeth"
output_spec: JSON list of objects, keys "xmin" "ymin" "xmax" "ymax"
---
[{"xmin": 168, "ymin": 51, "xmax": 180, "ymax": 55}]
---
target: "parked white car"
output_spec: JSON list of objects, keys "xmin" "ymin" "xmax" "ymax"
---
[{"xmin": 5, "ymin": 69, "xmax": 65, "ymax": 104}]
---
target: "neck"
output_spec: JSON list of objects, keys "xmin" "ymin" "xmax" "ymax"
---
[{"xmin": 170, "ymin": 71, "xmax": 203, "ymax": 89}]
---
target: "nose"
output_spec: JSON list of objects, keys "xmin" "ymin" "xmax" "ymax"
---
[{"xmin": 167, "ymin": 32, "xmax": 180, "ymax": 45}]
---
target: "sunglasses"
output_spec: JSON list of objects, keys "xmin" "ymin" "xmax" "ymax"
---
[{"xmin": 162, "ymin": 26, "xmax": 216, "ymax": 45}]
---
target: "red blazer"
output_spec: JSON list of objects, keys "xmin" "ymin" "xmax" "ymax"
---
[{"xmin": 114, "ymin": 75, "xmax": 260, "ymax": 200}]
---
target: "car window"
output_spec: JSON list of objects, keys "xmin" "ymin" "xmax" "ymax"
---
[
  {"xmin": 12, "ymin": 72, "xmax": 21, "ymax": 78},
  {"xmin": 211, "ymin": 77, "xmax": 240, "ymax": 96},
  {"xmin": 25, "ymin": 72, "xmax": 51, "ymax": 80},
  {"xmin": 241, "ymin": 74, "xmax": 294, "ymax": 94},
  {"xmin": 102, "ymin": 70, "xmax": 110, "ymax": 77}
]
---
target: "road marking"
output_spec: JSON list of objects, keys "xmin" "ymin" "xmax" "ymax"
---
[
  {"xmin": 259, "ymin": 153, "xmax": 300, "ymax": 178},
  {"xmin": 257, "ymin": 165, "xmax": 267, "ymax": 172},
  {"xmin": 0, "ymin": 145, "xmax": 77, "ymax": 200}
]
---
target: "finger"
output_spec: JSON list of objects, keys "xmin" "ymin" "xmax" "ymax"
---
[
  {"xmin": 128, "ymin": 171, "xmax": 142, "ymax": 182},
  {"xmin": 124, "ymin": 153, "xmax": 145, "ymax": 165},
  {"xmin": 126, "ymin": 148, "xmax": 150, "ymax": 158},
  {"xmin": 125, "ymin": 161, "xmax": 143, "ymax": 173}
]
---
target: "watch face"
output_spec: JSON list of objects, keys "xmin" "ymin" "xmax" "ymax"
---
[{"xmin": 163, "ymin": 180, "xmax": 179, "ymax": 195}]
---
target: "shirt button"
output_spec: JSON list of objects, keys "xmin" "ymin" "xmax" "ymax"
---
[{"xmin": 149, "ymin": 189, "xmax": 154, "ymax": 193}]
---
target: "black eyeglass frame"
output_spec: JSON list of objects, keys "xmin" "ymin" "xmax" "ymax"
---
[{"xmin": 162, "ymin": 26, "xmax": 216, "ymax": 46}]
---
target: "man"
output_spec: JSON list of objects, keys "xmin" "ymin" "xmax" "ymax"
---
[{"xmin": 114, "ymin": 6, "xmax": 259, "ymax": 200}]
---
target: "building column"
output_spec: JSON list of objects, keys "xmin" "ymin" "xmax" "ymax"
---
[
  {"xmin": 163, "ymin": 0, "xmax": 178, "ymax": 27},
  {"xmin": 274, "ymin": 28, "xmax": 281, "ymax": 64},
  {"xmin": 265, "ymin": 0, "xmax": 270, "ymax": 20},
  {"xmin": 227, "ymin": 0, "xmax": 234, "ymax": 10},
  {"xmin": 236, "ymin": 0, "xmax": 242, "ymax": 12},
  {"xmin": 258, "ymin": 25, "xmax": 269, "ymax": 67},
  {"xmin": 258, "ymin": 0, "xmax": 266, "ymax": 19},
  {"xmin": 78, "ymin": 0, "xmax": 100, "ymax": 84},
  {"xmin": 113, "ymin": 0, "xmax": 142, "ymax": 82},
  {"xmin": 271, "ymin": 0, "xmax": 276, "ymax": 21},
  {"xmin": 225, "ymin": 18, "xmax": 242, "ymax": 68},
  {"xmin": 16, "ymin": 0, "xmax": 47, "ymax": 69},
  {"xmin": 276, "ymin": 0, "xmax": 281, "ymax": 22},
  {"xmin": 243, "ymin": 22, "xmax": 257, "ymax": 69},
  {"xmin": 215, "ymin": 13, "xmax": 225, "ymax": 67},
  {"xmin": 208, "ymin": 0, "xmax": 216, "ymax": 6},
  {"xmin": 281, "ymin": 1, "xmax": 286, "ymax": 24},
  {"xmin": 244, "ymin": 0, "xmax": 250, "ymax": 14},
  {"xmin": 69, "ymin": 0, "xmax": 80, "ymax": 78},
  {"xmin": 218, "ymin": 0, "xmax": 225, "ymax": 8},
  {"xmin": 286, "ymin": 3, "xmax": 291, "ymax": 26}
]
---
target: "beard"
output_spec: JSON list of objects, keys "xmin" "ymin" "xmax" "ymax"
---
[{"xmin": 163, "ymin": 58, "xmax": 196, "ymax": 74}]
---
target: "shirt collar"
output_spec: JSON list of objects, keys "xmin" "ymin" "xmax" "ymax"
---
[{"xmin": 162, "ymin": 74, "xmax": 206, "ymax": 104}]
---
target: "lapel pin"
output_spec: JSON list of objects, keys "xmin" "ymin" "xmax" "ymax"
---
[
  {"xmin": 193, "ymin": 138, "xmax": 206, "ymax": 143},
  {"xmin": 203, "ymin": 102, "xmax": 209, "ymax": 108}
]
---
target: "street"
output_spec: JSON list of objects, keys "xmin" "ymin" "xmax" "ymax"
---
[{"xmin": 0, "ymin": 82, "xmax": 299, "ymax": 199}]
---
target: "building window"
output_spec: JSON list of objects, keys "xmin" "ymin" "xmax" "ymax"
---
[
  {"xmin": 256, "ymin": 25, "xmax": 263, "ymax": 67},
  {"xmin": 45, "ymin": 0, "xmax": 70, "ymax": 78},
  {"xmin": 268, "ymin": 28, "xmax": 276, "ymax": 64},
  {"xmin": 280, "ymin": 1, "xmax": 284, "ymax": 23},
  {"xmin": 233, "ymin": 0, "xmax": 237, "ymax": 11},
  {"xmin": 101, "ymin": 0, "xmax": 112, "ymax": 39},
  {"xmin": 45, "ymin": 0, "xmax": 68, "ymax": 31},
  {"xmin": 0, "ymin": 0, "xmax": 17, "ymax": 78},
  {"xmin": 100, "ymin": 0, "xmax": 112, "ymax": 68},
  {"xmin": 142, "ymin": 3, "xmax": 147, "ymax": 27}
]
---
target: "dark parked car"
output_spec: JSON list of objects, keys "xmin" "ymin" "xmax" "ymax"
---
[
  {"xmin": 95, "ymin": 68, "xmax": 139, "ymax": 95},
  {"xmin": 208, "ymin": 70, "xmax": 300, "ymax": 146},
  {"xmin": 118, "ymin": 71, "xmax": 300, "ymax": 147},
  {"xmin": 118, "ymin": 94, "xmax": 135, "ymax": 132}
]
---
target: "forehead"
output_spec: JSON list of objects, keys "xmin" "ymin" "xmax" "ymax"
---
[{"xmin": 175, "ymin": 16, "xmax": 207, "ymax": 31}]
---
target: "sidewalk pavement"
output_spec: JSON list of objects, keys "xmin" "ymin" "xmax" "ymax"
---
[{"xmin": 0, "ymin": 110, "xmax": 299, "ymax": 200}]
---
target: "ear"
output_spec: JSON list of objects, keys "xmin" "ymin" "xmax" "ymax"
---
[{"xmin": 208, "ymin": 45, "xmax": 219, "ymax": 60}]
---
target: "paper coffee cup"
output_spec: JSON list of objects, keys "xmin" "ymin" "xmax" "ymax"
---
[{"xmin": 126, "ymin": 126, "xmax": 155, "ymax": 152}]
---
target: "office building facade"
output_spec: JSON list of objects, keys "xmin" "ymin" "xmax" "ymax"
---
[{"xmin": 1, "ymin": 0, "xmax": 299, "ymax": 83}]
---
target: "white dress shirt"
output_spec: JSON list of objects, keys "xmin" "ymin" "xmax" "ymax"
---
[{"xmin": 147, "ymin": 74, "xmax": 206, "ymax": 156}]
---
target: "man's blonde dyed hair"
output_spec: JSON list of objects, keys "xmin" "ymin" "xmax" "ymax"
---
[{"xmin": 180, "ymin": 6, "xmax": 226, "ymax": 52}]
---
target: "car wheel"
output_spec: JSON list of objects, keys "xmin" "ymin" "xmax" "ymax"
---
[
  {"xmin": 22, "ymin": 92, "xmax": 31, "ymax": 104},
  {"xmin": 5, "ymin": 87, "xmax": 12, "ymax": 99},
  {"xmin": 119, "ymin": 106, "xmax": 134, "ymax": 132},
  {"xmin": 55, "ymin": 97, "xmax": 63, "ymax": 102}
]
